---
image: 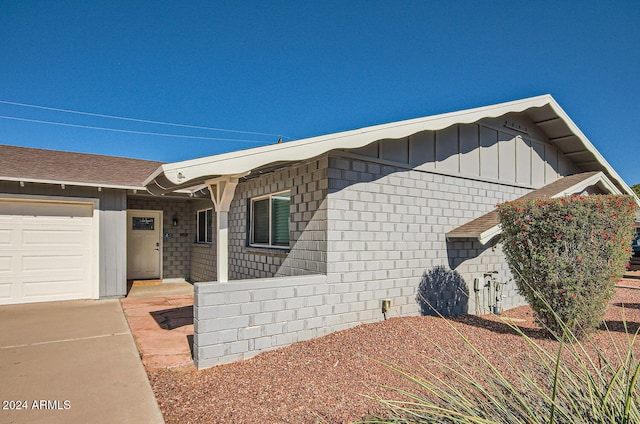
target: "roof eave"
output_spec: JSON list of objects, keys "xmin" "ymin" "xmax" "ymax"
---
[
  {"xmin": 543, "ymin": 101, "xmax": 636, "ymax": 200},
  {"xmin": 143, "ymin": 94, "xmax": 637, "ymax": 200},
  {"xmin": 144, "ymin": 95, "xmax": 559, "ymax": 193},
  {"xmin": 0, "ymin": 176, "xmax": 147, "ymax": 191},
  {"xmin": 446, "ymin": 225, "xmax": 502, "ymax": 245},
  {"xmin": 451, "ymin": 172, "xmax": 630, "ymax": 245}
]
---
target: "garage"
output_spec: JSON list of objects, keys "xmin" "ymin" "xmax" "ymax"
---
[{"xmin": 0, "ymin": 196, "xmax": 99, "ymax": 305}]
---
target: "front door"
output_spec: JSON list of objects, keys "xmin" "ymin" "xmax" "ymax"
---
[{"xmin": 127, "ymin": 210, "xmax": 162, "ymax": 280}]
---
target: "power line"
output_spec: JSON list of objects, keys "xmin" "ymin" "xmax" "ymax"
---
[
  {"xmin": 0, "ymin": 99, "xmax": 287, "ymax": 138},
  {"xmin": 0, "ymin": 115, "xmax": 273, "ymax": 144}
]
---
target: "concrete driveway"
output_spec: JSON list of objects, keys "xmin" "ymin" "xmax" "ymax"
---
[{"xmin": 0, "ymin": 299, "xmax": 164, "ymax": 424}]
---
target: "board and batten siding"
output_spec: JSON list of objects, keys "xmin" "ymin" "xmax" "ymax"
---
[
  {"xmin": 354, "ymin": 116, "xmax": 577, "ymax": 189},
  {"xmin": 0, "ymin": 182, "xmax": 127, "ymax": 298}
]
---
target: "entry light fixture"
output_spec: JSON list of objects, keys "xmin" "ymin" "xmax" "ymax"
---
[{"xmin": 172, "ymin": 217, "xmax": 179, "ymax": 226}]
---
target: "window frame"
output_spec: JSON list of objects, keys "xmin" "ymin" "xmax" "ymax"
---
[
  {"xmin": 249, "ymin": 190, "xmax": 291, "ymax": 249},
  {"xmin": 196, "ymin": 208, "xmax": 213, "ymax": 244}
]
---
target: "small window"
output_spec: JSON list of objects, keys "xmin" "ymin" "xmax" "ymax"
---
[
  {"xmin": 250, "ymin": 191, "xmax": 290, "ymax": 248},
  {"xmin": 196, "ymin": 209, "xmax": 213, "ymax": 243},
  {"xmin": 132, "ymin": 216, "xmax": 155, "ymax": 230}
]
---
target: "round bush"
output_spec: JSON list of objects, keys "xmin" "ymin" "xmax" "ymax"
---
[{"xmin": 497, "ymin": 195, "xmax": 636, "ymax": 337}]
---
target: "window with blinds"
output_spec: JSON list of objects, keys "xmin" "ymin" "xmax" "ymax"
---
[
  {"xmin": 196, "ymin": 208, "xmax": 213, "ymax": 243},
  {"xmin": 250, "ymin": 191, "xmax": 290, "ymax": 248}
]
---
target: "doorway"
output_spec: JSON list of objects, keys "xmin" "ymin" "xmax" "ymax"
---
[{"xmin": 127, "ymin": 210, "xmax": 162, "ymax": 280}]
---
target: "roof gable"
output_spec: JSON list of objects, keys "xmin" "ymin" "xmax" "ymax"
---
[{"xmin": 446, "ymin": 171, "xmax": 620, "ymax": 245}]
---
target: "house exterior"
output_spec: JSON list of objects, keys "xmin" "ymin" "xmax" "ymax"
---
[
  {"xmin": 1, "ymin": 95, "xmax": 638, "ymax": 368},
  {"xmin": 0, "ymin": 146, "xmax": 210, "ymax": 304}
]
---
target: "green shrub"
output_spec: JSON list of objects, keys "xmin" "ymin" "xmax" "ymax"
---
[{"xmin": 497, "ymin": 195, "xmax": 636, "ymax": 337}]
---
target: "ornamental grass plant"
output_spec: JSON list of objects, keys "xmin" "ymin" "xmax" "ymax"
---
[
  {"xmin": 362, "ymin": 194, "xmax": 639, "ymax": 424},
  {"xmin": 362, "ymin": 296, "xmax": 640, "ymax": 424}
]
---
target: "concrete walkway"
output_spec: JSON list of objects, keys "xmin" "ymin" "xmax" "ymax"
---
[{"xmin": 0, "ymin": 299, "xmax": 164, "ymax": 424}]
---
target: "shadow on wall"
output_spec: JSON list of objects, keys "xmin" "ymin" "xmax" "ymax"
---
[
  {"xmin": 445, "ymin": 239, "xmax": 494, "ymax": 270},
  {"xmin": 416, "ymin": 266, "xmax": 469, "ymax": 316}
]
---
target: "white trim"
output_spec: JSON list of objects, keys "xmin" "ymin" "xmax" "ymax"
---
[
  {"xmin": 1, "ymin": 176, "xmax": 198, "ymax": 196},
  {"xmin": 478, "ymin": 226, "xmax": 503, "ymax": 246},
  {"xmin": 0, "ymin": 193, "xmax": 100, "ymax": 301},
  {"xmin": 205, "ymin": 176, "xmax": 242, "ymax": 283},
  {"xmin": 549, "ymin": 172, "xmax": 621, "ymax": 198},
  {"xmin": 1, "ymin": 176, "xmax": 147, "ymax": 191}
]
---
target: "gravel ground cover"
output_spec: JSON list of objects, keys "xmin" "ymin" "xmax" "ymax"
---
[{"xmin": 148, "ymin": 286, "xmax": 640, "ymax": 423}]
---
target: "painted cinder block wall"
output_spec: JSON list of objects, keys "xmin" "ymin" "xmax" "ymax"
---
[
  {"xmin": 227, "ymin": 157, "xmax": 328, "ymax": 280},
  {"xmin": 194, "ymin": 117, "xmax": 583, "ymax": 366},
  {"xmin": 193, "ymin": 156, "xmax": 535, "ymax": 367},
  {"xmin": 321, "ymin": 115, "xmax": 577, "ymax": 316},
  {"xmin": 190, "ymin": 198, "xmax": 217, "ymax": 282},
  {"xmin": 325, "ymin": 153, "xmax": 531, "ymax": 317},
  {"xmin": 194, "ymin": 161, "xmax": 532, "ymax": 366},
  {"xmin": 221, "ymin": 118, "xmax": 576, "ymax": 313}
]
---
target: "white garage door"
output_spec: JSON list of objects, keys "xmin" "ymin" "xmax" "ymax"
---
[{"xmin": 0, "ymin": 198, "xmax": 98, "ymax": 305}]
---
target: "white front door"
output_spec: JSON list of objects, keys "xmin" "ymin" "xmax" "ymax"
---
[{"xmin": 126, "ymin": 210, "xmax": 162, "ymax": 280}]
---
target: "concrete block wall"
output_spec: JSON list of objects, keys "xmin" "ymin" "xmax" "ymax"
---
[
  {"xmin": 325, "ymin": 153, "xmax": 532, "ymax": 319},
  {"xmin": 228, "ymin": 157, "xmax": 328, "ymax": 280},
  {"xmin": 127, "ymin": 196, "xmax": 194, "ymax": 280},
  {"xmin": 194, "ymin": 274, "xmax": 330, "ymax": 368},
  {"xmin": 190, "ymin": 243, "xmax": 216, "ymax": 282},
  {"xmin": 193, "ymin": 152, "xmax": 550, "ymax": 368},
  {"xmin": 189, "ymin": 198, "xmax": 217, "ymax": 282}
]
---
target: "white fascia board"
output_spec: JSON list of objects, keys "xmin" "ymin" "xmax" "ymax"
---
[
  {"xmin": 0, "ymin": 176, "xmax": 146, "ymax": 191},
  {"xmin": 446, "ymin": 226, "xmax": 501, "ymax": 245},
  {"xmin": 549, "ymin": 172, "xmax": 621, "ymax": 198},
  {"xmin": 478, "ymin": 226, "xmax": 503, "ymax": 246},
  {"xmin": 145, "ymin": 95, "xmax": 557, "ymax": 189}
]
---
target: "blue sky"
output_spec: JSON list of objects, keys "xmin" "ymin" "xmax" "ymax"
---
[{"xmin": 1, "ymin": 1, "xmax": 638, "ymax": 185}]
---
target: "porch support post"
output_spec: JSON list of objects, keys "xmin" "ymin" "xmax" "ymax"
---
[{"xmin": 206, "ymin": 175, "xmax": 244, "ymax": 283}]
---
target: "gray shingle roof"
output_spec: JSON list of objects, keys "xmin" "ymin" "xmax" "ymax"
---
[{"xmin": 0, "ymin": 144, "xmax": 163, "ymax": 188}]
